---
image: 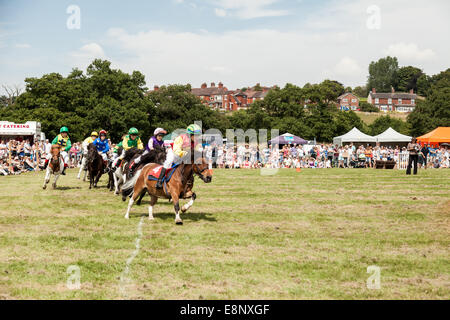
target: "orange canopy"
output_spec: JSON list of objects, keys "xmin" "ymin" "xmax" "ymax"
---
[{"xmin": 417, "ymin": 127, "xmax": 450, "ymax": 145}]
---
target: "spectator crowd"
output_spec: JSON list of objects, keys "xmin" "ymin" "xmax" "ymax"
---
[
  {"xmin": 206, "ymin": 143, "xmax": 450, "ymax": 170},
  {"xmin": 1, "ymin": 137, "xmax": 449, "ymax": 176}
]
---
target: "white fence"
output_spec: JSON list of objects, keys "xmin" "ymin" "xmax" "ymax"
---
[{"xmin": 397, "ymin": 152, "xmax": 409, "ymax": 170}]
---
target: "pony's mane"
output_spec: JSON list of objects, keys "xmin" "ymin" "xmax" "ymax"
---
[{"xmin": 124, "ymin": 147, "xmax": 143, "ymax": 162}]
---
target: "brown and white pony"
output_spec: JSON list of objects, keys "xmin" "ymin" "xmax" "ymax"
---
[
  {"xmin": 121, "ymin": 157, "xmax": 212, "ymax": 224},
  {"xmin": 43, "ymin": 145, "xmax": 64, "ymax": 189}
]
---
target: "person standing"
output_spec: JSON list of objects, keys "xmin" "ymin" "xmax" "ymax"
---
[
  {"xmin": 419, "ymin": 144, "xmax": 429, "ymax": 169},
  {"xmin": 406, "ymin": 138, "xmax": 420, "ymax": 175}
]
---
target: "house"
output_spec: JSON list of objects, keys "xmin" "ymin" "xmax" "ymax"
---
[
  {"xmin": 149, "ymin": 82, "xmax": 272, "ymax": 112},
  {"xmin": 337, "ymin": 93, "xmax": 359, "ymax": 111},
  {"xmin": 191, "ymin": 82, "xmax": 229, "ymax": 111},
  {"xmin": 367, "ymin": 88, "xmax": 417, "ymax": 113},
  {"xmin": 192, "ymin": 82, "xmax": 271, "ymax": 111}
]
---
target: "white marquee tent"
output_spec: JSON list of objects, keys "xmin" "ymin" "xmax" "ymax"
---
[
  {"xmin": 374, "ymin": 127, "xmax": 412, "ymax": 143},
  {"xmin": 333, "ymin": 127, "xmax": 377, "ymax": 146}
]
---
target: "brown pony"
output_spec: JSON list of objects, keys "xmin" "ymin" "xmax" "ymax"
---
[
  {"xmin": 122, "ymin": 157, "xmax": 212, "ymax": 224},
  {"xmin": 43, "ymin": 145, "xmax": 64, "ymax": 189}
]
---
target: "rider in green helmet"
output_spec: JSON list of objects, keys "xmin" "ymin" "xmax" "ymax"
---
[
  {"xmin": 44, "ymin": 126, "xmax": 72, "ymax": 175},
  {"xmin": 112, "ymin": 128, "xmax": 144, "ymax": 169}
]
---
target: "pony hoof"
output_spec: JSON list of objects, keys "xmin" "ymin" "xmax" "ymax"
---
[
  {"xmin": 175, "ymin": 220, "xmax": 183, "ymax": 225},
  {"xmin": 43, "ymin": 185, "xmax": 46, "ymax": 190},
  {"xmin": 149, "ymin": 217, "xmax": 155, "ymax": 221},
  {"xmin": 124, "ymin": 215, "xmax": 129, "ymax": 219}
]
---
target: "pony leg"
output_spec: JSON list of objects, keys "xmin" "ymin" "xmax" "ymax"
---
[
  {"xmin": 53, "ymin": 174, "xmax": 60, "ymax": 189},
  {"xmin": 43, "ymin": 169, "xmax": 50, "ymax": 189},
  {"xmin": 124, "ymin": 182, "xmax": 144, "ymax": 219},
  {"xmin": 94, "ymin": 172, "xmax": 101, "ymax": 188},
  {"xmin": 148, "ymin": 195, "xmax": 158, "ymax": 220},
  {"xmin": 77, "ymin": 157, "xmax": 85, "ymax": 179},
  {"xmin": 137, "ymin": 189, "xmax": 146, "ymax": 206},
  {"xmin": 172, "ymin": 194, "xmax": 182, "ymax": 225},
  {"xmin": 181, "ymin": 192, "xmax": 196, "ymax": 213},
  {"xmin": 83, "ymin": 168, "xmax": 87, "ymax": 182},
  {"xmin": 114, "ymin": 173, "xmax": 120, "ymax": 195}
]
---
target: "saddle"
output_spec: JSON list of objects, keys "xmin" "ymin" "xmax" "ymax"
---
[{"xmin": 148, "ymin": 164, "xmax": 178, "ymax": 182}]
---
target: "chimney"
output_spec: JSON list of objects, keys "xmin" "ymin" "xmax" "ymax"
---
[
  {"xmin": 153, "ymin": 85, "xmax": 159, "ymax": 91},
  {"xmin": 218, "ymin": 82, "xmax": 223, "ymax": 88},
  {"xmin": 201, "ymin": 83, "xmax": 207, "ymax": 89},
  {"xmin": 372, "ymin": 88, "xmax": 376, "ymax": 94},
  {"xmin": 391, "ymin": 87, "xmax": 395, "ymax": 93},
  {"xmin": 211, "ymin": 82, "xmax": 215, "ymax": 87},
  {"xmin": 409, "ymin": 89, "xmax": 414, "ymax": 94}
]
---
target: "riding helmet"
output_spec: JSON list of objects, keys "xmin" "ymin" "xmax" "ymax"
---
[
  {"xmin": 187, "ymin": 124, "xmax": 202, "ymax": 135},
  {"xmin": 128, "ymin": 127, "xmax": 139, "ymax": 135}
]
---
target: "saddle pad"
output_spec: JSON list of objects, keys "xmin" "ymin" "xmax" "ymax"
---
[{"xmin": 148, "ymin": 165, "xmax": 177, "ymax": 181}]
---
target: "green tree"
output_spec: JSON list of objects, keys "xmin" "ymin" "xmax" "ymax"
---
[
  {"xmin": 1, "ymin": 59, "xmax": 154, "ymax": 142},
  {"xmin": 407, "ymin": 69, "xmax": 450, "ymax": 136},
  {"xmin": 369, "ymin": 115, "xmax": 409, "ymax": 136},
  {"xmin": 367, "ymin": 56, "xmax": 399, "ymax": 92},
  {"xmin": 359, "ymin": 101, "xmax": 379, "ymax": 113},
  {"xmin": 396, "ymin": 66, "xmax": 423, "ymax": 92},
  {"xmin": 353, "ymin": 85, "xmax": 368, "ymax": 97}
]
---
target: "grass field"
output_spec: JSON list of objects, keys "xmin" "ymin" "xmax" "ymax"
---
[{"xmin": 0, "ymin": 168, "xmax": 449, "ymax": 300}]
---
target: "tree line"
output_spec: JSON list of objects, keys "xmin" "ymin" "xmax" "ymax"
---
[{"xmin": 0, "ymin": 58, "xmax": 448, "ymax": 143}]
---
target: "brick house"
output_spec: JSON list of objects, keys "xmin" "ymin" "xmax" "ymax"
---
[
  {"xmin": 191, "ymin": 82, "xmax": 229, "ymax": 111},
  {"xmin": 337, "ymin": 93, "xmax": 360, "ymax": 111},
  {"xmin": 367, "ymin": 88, "xmax": 417, "ymax": 113},
  {"xmin": 225, "ymin": 84, "xmax": 271, "ymax": 111},
  {"xmin": 191, "ymin": 83, "xmax": 271, "ymax": 111},
  {"xmin": 149, "ymin": 82, "xmax": 272, "ymax": 112}
]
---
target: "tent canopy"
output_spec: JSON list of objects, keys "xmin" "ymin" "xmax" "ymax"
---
[
  {"xmin": 417, "ymin": 127, "xmax": 450, "ymax": 145},
  {"xmin": 375, "ymin": 127, "xmax": 412, "ymax": 143},
  {"xmin": 269, "ymin": 133, "xmax": 307, "ymax": 145},
  {"xmin": 333, "ymin": 127, "xmax": 376, "ymax": 146}
]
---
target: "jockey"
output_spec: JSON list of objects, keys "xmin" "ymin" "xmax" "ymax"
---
[
  {"xmin": 129, "ymin": 127, "xmax": 167, "ymax": 175},
  {"xmin": 156, "ymin": 124, "xmax": 202, "ymax": 189},
  {"xmin": 93, "ymin": 130, "xmax": 110, "ymax": 172},
  {"xmin": 112, "ymin": 128, "xmax": 144, "ymax": 169},
  {"xmin": 77, "ymin": 131, "xmax": 98, "ymax": 179},
  {"xmin": 44, "ymin": 126, "xmax": 71, "ymax": 175}
]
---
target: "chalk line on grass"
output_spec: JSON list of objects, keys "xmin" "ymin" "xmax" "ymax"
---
[{"xmin": 119, "ymin": 216, "xmax": 144, "ymax": 298}]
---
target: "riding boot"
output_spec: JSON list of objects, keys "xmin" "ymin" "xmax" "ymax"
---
[
  {"xmin": 43, "ymin": 159, "xmax": 49, "ymax": 170},
  {"xmin": 61, "ymin": 164, "xmax": 67, "ymax": 175},
  {"xmin": 129, "ymin": 161, "xmax": 136, "ymax": 176},
  {"xmin": 156, "ymin": 168, "xmax": 166, "ymax": 189}
]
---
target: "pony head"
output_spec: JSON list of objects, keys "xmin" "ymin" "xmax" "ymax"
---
[{"xmin": 193, "ymin": 157, "xmax": 212, "ymax": 183}]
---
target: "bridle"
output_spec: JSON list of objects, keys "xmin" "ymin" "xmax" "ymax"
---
[{"xmin": 193, "ymin": 163, "xmax": 208, "ymax": 180}]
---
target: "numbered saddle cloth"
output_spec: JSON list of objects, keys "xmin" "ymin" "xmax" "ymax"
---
[{"xmin": 148, "ymin": 164, "xmax": 178, "ymax": 182}]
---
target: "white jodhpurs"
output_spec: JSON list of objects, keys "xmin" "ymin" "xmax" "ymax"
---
[
  {"xmin": 47, "ymin": 151, "xmax": 69, "ymax": 164},
  {"xmin": 134, "ymin": 149, "xmax": 149, "ymax": 165},
  {"xmin": 163, "ymin": 149, "xmax": 190, "ymax": 169}
]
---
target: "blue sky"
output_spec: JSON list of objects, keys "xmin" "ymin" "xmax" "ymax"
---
[{"xmin": 1, "ymin": 0, "xmax": 449, "ymax": 93}]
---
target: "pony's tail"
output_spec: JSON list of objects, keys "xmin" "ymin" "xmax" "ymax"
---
[{"xmin": 121, "ymin": 169, "xmax": 143, "ymax": 197}]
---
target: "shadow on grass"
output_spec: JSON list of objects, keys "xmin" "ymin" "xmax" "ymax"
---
[
  {"xmin": 56, "ymin": 186, "xmax": 82, "ymax": 190},
  {"xmin": 127, "ymin": 211, "xmax": 217, "ymax": 222}
]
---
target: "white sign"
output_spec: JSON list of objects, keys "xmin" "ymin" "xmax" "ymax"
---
[{"xmin": 0, "ymin": 121, "xmax": 41, "ymax": 137}]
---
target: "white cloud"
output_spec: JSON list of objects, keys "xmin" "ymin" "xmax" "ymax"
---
[
  {"xmin": 214, "ymin": 8, "xmax": 227, "ymax": 17},
  {"xmin": 70, "ymin": 43, "xmax": 107, "ymax": 68},
  {"xmin": 384, "ymin": 43, "xmax": 436, "ymax": 62},
  {"xmin": 333, "ymin": 57, "xmax": 363, "ymax": 77},
  {"xmin": 72, "ymin": 0, "xmax": 450, "ymax": 88},
  {"xmin": 15, "ymin": 43, "xmax": 31, "ymax": 49},
  {"xmin": 210, "ymin": 0, "xmax": 289, "ymax": 19}
]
